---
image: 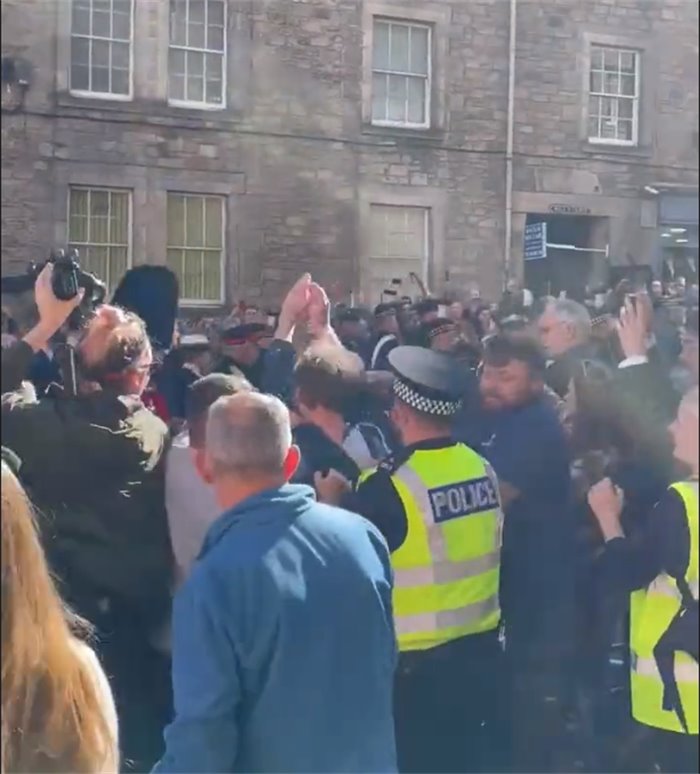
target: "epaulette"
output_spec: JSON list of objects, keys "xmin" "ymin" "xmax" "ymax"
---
[{"xmin": 378, "ymin": 446, "xmax": 411, "ymax": 475}]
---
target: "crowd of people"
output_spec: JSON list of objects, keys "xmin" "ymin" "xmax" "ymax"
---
[{"xmin": 1, "ymin": 261, "xmax": 698, "ymax": 774}]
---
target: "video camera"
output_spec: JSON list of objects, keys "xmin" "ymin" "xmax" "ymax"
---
[{"xmin": 1, "ymin": 248, "xmax": 106, "ymax": 329}]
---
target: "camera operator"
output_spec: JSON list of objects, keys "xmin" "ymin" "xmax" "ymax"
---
[{"xmin": 1, "ymin": 264, "xmax": 174, "ymax": 772}]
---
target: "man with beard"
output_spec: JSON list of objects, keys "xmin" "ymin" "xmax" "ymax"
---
[{"xmin": 458, "ymin": 334, "xmax": 575, "ymax": 773}]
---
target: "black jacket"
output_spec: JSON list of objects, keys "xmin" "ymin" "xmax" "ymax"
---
[{"xmin": 1, "ymin": 341, "xmax": 173, "ymax": 629}]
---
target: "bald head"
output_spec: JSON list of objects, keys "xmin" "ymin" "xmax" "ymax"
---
[{"xmin": 206, "ymin": 392, "xmax": 293, "ymax": 478}]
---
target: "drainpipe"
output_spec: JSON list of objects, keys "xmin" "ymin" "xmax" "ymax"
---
[{"xmin": 503, "ymin": 0, "xmax": 517, "ymax": 287}]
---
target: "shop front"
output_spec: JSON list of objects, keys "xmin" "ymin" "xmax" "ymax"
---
[{"xmin": 657, "ymin": 193, "xmax": 699, "ymax": 283}]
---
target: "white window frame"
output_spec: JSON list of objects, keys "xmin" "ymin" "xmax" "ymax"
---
[
  {"xmin": 168, "ymin": 0, "xmax": 227, "ymax": 111},
  {"xmin": 369, "ymin": 204, "xmax": 430, "ymax": 290},
  {"xmin": 67, "ymin": 186, "xmax": 133, "ymax": 292},
  {"xmin": 69, "ymin": 0, "xmax": 134, "ymax": 101},
  {"xmin": 587, "ymin": 45, "xmax": 640, "ymax": 147},
  {"xmin": 166, "ymin": 193, "xmax": 226, "ymax": 307},
  {"xmin": 371, "ymin": 18, "xmax": 432, "ymax": 130}
]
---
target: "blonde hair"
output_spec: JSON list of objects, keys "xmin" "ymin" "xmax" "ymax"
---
[{"xmin": 1, "ymin": 462, "xmax": 114, "ymax": 773}]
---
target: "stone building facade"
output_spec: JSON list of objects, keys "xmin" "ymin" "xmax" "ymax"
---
[{"xmin": 1, "ymin": 0, "xmax": 698, "ymax": 309}]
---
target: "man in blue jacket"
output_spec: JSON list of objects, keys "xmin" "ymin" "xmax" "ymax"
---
[{"xmin": 154, "ymin": 391, "xmax": 397, "ymax": 773}]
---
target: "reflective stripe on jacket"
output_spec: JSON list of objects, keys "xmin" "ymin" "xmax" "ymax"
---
[
  {"xmin": 630, "ymin": 481, "xmax": 699, "ymax": 734},
  {"xmin": 385, "ymin": 443, "xmax": 503, "ymax": 652}
]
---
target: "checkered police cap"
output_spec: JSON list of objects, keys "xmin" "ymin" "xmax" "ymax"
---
[{"xmin": 393, "ymin": 377, "xmax": 462, "ymax": 417}]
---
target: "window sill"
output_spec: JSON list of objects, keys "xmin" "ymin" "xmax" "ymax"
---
[
  {"xmin": 68, "ymin": 90, "xmax": 133, "ymax": 103},
  {"xmin": 362, "ymin": 122, "xmax": 446, "ymax": 143},
  {"xmin": 167, "ymin": 100, "xmax": 227, "ymax": 112},
  {"xmin": 53, "ymin": 92, "xmax": 242, "ymax": 128},
  {"xmin": 179, "ymin": 299, "xmax": 226, "ymax": 308},
  {"xmin": 580, "ymin": 139, "xmax": 652, "ymax": 159}
]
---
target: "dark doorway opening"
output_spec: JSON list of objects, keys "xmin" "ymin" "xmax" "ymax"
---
[{"xmin": 523, "ymin": 214, "xmax": 608, "ymax": 301}]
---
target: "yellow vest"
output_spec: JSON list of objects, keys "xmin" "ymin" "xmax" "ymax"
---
[
  {"xmin": 630, "ymin": 481, "xmax": 699, "ymax": 734},
  {"xmin": 364, "ymin": 443, "xmax": 503, "ymax": 652}
]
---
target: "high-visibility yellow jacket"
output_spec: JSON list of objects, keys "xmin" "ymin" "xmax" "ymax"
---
[
  {"xmin": 362, "ymin": 443, "xmax": 503, "ymax": 652},
  {"xmin": 630, "ymin": 481, "xmax": 699, "ymax": 734}
]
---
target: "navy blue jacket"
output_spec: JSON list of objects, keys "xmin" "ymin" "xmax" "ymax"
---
[{"xmin": 154, "ymin": 484, "xmax": 397, "ymax": 773}]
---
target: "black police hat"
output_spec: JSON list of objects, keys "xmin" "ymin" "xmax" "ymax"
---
[
  {"xmin": 374, "ymin": 302, "xmax": 398, "ymax": 318},
  {"xmin": 388, "ymin": 345, "xmax": 464, "ymax": 417},
  {"xmin": 423, "ymin": 317, "xmax": 457, "ymax": 341}
]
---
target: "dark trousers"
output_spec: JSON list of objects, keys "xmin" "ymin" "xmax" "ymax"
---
[
  {"xmin": 615, "ymin": 723, "xmax": 699, "ymax": 774},
  {"xmin": 394, "ymin": 631, "xmax": 501, "ymax": 774}
]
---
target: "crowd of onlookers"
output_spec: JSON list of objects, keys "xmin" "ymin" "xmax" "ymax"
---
[{"xmin": 1, "ymin": 264, "xmax": 698, "ymax": 773}]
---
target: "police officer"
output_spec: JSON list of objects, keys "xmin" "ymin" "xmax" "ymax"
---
[
  {"xmin": 318, "ymin": 346, "xmax": 504, "ymax": 773},
  {"xmin": 589, "ymin": 387, "xmax": 699, "ymax": 773}
]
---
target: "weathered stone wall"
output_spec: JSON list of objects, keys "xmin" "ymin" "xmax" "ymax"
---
[{"xmin": 2, "ymin": 0, "xmax": 698, "ymax": 306}]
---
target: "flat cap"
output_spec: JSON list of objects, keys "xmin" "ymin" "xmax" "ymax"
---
[{"xmin": 388, "ymin": 345, "xmax": 464, "ymax": 417}]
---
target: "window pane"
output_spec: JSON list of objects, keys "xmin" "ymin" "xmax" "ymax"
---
[
  {"xmin": 591, "ymin": 46, "xmax": 603, "ymax": 69},
  {"xmin": 170, "ymin": 48, "xmax": 186, "ymax": 75},
  {"xmin": 205, "ymin": 52, "xmax": 222, "ymax": 80},
  {"xmin": 387, "ymin": 74, "xmax": 406, "ymax": 122},
  {"xmin": 186, "ymin": 198, "xmax": 204, "ymax": 247},
  {"xmin": 621, "ymin": 74, "xmax": 636, "ymax": 96},
  {"xmin": 70, "ymin": 213, "xmax": 88, "ymax": 243},
  {"xmin": 407, "ymin": 77, "xmax": 425, "ymax": 124},
  {"xmin": 184, "ymin": 251, "xmax": 203, "ymax": 299},
  {"xmin": 604, "ymin": 72, "xmax": 620, "ymax": 95},
  {"xmin": 85, "ymin": 246, "xmax": 109, "ymax": 284},
  {"xmin": 207, "ymin": 24, "xmax": 224, "ymax": 51},
  {"xmin": 372, "ymin": 72, "xmax": 388, "ymax": 121},
  {"xmin": 204, "ymin": 198, "xmax": 222, "ymax": 248},
  {"xmin": 90, "ymin": 191, "xmax": 109, "ymax": 217},
  {"xmin": 389, "ymin": 24, "xmax": 409, "ymax": 71},
  {"xmin": 409, "ymin": 26, "xmax": 429, "ymax": 75},
  {"xmin": 602, "ymin": 48, "xmax": 618, "ymax": 70},
  {"xmin": 93, "ymin": 66, "xmax": 110, "ymax": 93},
  {"xmin": 170, "ymin": 73, "xmax": 185, "ymax": 100},
  {"xmin": 71, "ymin": 64, "xmax": 90, "ymax": 91},
  {"xmin": 187, "ymin": 75, "xmax": 204, "ymax": 102},
  {"xmin": 189, "ymin": 51, "xmax": 204, "ymax": 76},
  {"xmin": 92, "ymin": 10, "xmax": 111, "ymax": 37},
  {"xmin": 72, "ymin": 37, "xmax": 90, "ymax": 68},
  {"xmin": 587, "ymin": 116, "xmax": 599, "ymax": 139},
  {"xmin": 601, "ymin": 97, "xmax": 615, "ymax": 117},
  {"xmin": 110, "ymin": 193, "xmax": 129, "ymax": 242},
  {"xmin": 590, "ymin": 71, "xmax": 602, "ymax": 93},
  {"xmin": 91, "ymin": 215, "xmax": 109, "ymax": 244},
  {"xmin": 72, "ymin": 4, "xmax": 90, "ymax": 35},
  {"xmin": 620, "ymin": 52, "xmax": 636, "ymax": 73},
  {"xmin": 202, "ymin": 253, "xmax": 222, "ymax": 301},
  {"xmin": 109, "ymin": 247, "xmax": 129, "ymax": 287},
  {"xmin": 167, "ymin": 249, "xmax": 184, "ymax": 279},
  {"xmin": 189, "ymin": 22, "xmax": 205, "ymax": 48},
  {"xmin": 112, "ymin": 42, "xmax": 129, "ymax": 70},
  {"xmin": 112, "ymin": 68, "xmax": 129, "ymax": 95},
  {"xmin": 208, "ymin": 0, "xmax": 225, "ymax": 27},
  {"xmin": 618, "ymin": 119, "xmax": 633, "ymax": 141},
  {"xmin": 205, "ymin": 76, "xmax": 223, "ymax": 104},
  {"xmin": 618, "ymin": 98, "xmax": 634, "ymax": 119},
  {"xmin": 93, "ymin": 39, "xmax": 110, "ymax": 68},
  {"xmin": 167, "ymin": 195, "xmax": 185, "ymax": 245},
  {"xmin": 190, "ymin": 0, "xmax": 206, "ymax": 24},
  {"xmin": 113, "ymin": 9, "xmax": 131, "ymax": 41},
  {"xmin": 373, "ymin": 21, "xmax": 390, "ymax": 70},
  {"xmin": 170, "ymin": 0, "xmax": 188, "ymax": 45}
]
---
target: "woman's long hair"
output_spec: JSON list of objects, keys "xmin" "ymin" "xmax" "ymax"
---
[{"xmin": 1, "ymin": 462, "xmax": 113, "ymax": 773}]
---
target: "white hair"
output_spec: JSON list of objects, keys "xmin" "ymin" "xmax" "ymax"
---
[
  {"xmin": 206, "ymin": 392, "xmax": 292, "ymax": 476},
  {"xmin": 545, "ymin": 299, "xmax": 592, "ymax": 342}
]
